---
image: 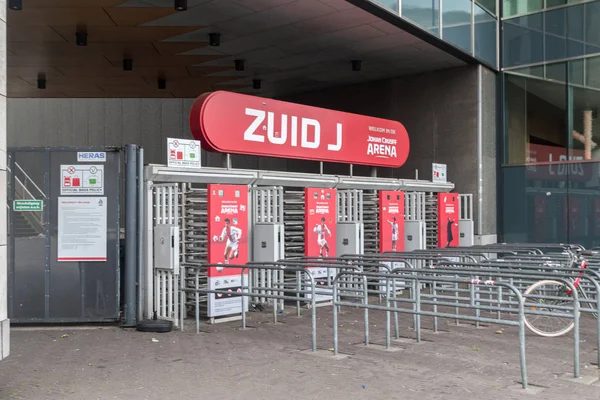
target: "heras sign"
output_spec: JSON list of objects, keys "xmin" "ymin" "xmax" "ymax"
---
[{"xmin": 189, "ymin": 91, "xmax": 410, "ymax": 168}]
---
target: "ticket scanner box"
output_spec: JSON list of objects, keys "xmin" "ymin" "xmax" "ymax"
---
[
  {"xmin": 253, "ymin": 224, "xmax": 284, "ymax": 262},
  {"xmin": 336, "ymin": 222, "xmax": 364, "ymax": 255},
  {"xmin": 154, "ymin": 224, "xmax": 180, "ymax": 275}
]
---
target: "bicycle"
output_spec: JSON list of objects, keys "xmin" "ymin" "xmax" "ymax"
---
[{"xmin": 523, "ymin": 249, "xmax": 598, "ymax": 337}]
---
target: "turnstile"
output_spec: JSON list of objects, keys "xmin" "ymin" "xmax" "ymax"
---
[
  {"xmin": 181, "ymin": 184, "xmax": 209, "ymax": 316},
  {"xmin": 425, "ymin": 193, "xmax": 438, "ymax": 250},
  {"xmin": 459, "ymin": 194, "xmax": 474, "ymax": 246},
  {"xmin": 362, "ymin": 191, "xmax": 380, "ymax": 253},
  {"xmin": 404, "ymin": 192, "xmax": 426, "ymax": 251},
  {"xmin": 251, "ymin": 186, "xmax": 285, "ymax": 308},
  {"xmin": 337, "ymin": 189, "xmax": 364, "ymax": 255}
]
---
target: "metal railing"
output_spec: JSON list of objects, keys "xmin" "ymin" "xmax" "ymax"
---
[
  {"xmin": 7, "ymin": 161, "xmax": 45, "ymax": 234},
  {"xmin": 332, "ymin": 270, "xmax": 531, "ymax": 388},
  {"xmin": 182, "ymin": 263, "xmax": 320, "ymax": 351}
]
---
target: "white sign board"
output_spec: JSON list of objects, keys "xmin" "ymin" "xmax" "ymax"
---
[
  {"xmin": 432, "ymin": 163, "xmax": 447, "ymax": 183},
  {"xmin": 61, "ymin": 164, "xmax": 104, "ymax": 195},
  {"xmin": 77, "ymin": 152, "xmax": 106, "ymax": 162},
  {"xmin": 167, "ymin": 138, "xmax": 201, "ymax": 169},
  {"xmin": 57, "ymin": 197, "xmax": 107, "ymax": 262}
]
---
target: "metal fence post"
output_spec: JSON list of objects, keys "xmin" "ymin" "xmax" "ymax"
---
[{"xmin": 123, "ymin": 144, "xmax": 138, "ymax": 327}]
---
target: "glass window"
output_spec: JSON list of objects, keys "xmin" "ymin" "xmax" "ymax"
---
[
  {"xmin": 402, "ymin": 0, "xmax": 440, "ymax": 36},
  {"xmin": 503, "ymin": 13, "xmax": 544, "ymax": 67},
  {"xmin": 546, "ymin": 62, "xmax": 567, "ymax": 82},
  {"xmin": 503, "ymin": 0, "xmax": 543, "ymax": 18},
  {"xmin": 508, "ymin": 65, "xmax": 545, "ymax": 78},
  {"xmin": 504, "ymin": 72, "xmax": 568, "ymax": 165},
  {"xmin": 587, "ymin": 56, "xmax": 600, "ymax": 90},
  {"xmin": 476, "ymin": 0, "xmax": 496, "ymax": 16},
  {"xmin": 442, "ymin": 0, "xmax": 472, "ymax": 53},
  {"xmin": 545, "ymin": 7, "xmax": 567, "ymax": 61},
  {"xmin": 585, "ymin": 1, "xmax": 600, "ymax": 55},
  {"xmin": 475, "ymin": 3, "xmax": 497, "ymax": 66},
  {"xmin": 569, "ymin": 59, "xmax": 584, "ymax": 86},
  {"xmin": 501, "ymin": 162, "xmax": 600, "ymax": 247},
  {"xmin": 372, "ymin": 0, "xmax": 399, "ymax": 13}
]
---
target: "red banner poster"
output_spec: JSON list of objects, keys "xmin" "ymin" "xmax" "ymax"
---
[
  {"xmin": 594, "ymin": 199, "xmax": 600, "ymax": 236},
  {"xmin": 379, "ymin": 191, "xmax": 405, "ymax": 252},
  {"xmin": 437, "ymin": 193, "xmax": 459, "ymax": 248},
  {"xmin": 304, "ymin": 188, "xmax": 337, "ymax": 301},
  {"xmin": 534, "ymin": 196, "xmax": 547, "ymax": 242},
  {"xmin": 305, "ymin": 188, "xmax": 337, "ymax": 259},
  {"xmin": 207, "ymin": 184, "xmax": 249, "ymax": 317},
  {"xmin": 564, "ymin": 196, "xmax": 581, "ymax": 237}
]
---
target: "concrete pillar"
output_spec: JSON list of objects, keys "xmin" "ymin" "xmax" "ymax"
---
[{"xmin": 0, "ymin": 0, "xmax": 10, "ymax": 360}]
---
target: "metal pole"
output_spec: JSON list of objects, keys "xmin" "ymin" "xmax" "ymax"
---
[
  {"xmin": 477, "ymin": 65, "xmax": 483, "ymax": 237},
  {"xmin": 123, "ymin": 144, "xmax": 138, "ymax": 327},
  {"xmin": 137, "ymin": 147, "xmax": 144, "ymax": 322}
]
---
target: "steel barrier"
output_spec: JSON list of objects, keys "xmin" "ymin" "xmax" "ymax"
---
[
  {"xmin": 331, "ymin": 270, "xmax": 530, "ymax": 389},
  {"xmin": 181, "ymin": 262, "xmax": 320, "ymax": 351},
  {"xmin": 319, "ymin": 254, "xmax": 598, "ymax": 379}
]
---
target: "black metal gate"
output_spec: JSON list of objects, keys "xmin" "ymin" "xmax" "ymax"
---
[{"xmin": 7, "ymin": 147, "xmax": 121, "ymax": 323}]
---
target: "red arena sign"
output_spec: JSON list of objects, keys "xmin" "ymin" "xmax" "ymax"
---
[{"xmin": 190, "ymin": 91, "xmax": 410, "ymax": 168}]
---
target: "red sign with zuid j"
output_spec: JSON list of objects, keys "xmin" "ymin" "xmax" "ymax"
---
[{"xmin": 190, "ymin": 91, "xmax": 410, "ymax": 168}]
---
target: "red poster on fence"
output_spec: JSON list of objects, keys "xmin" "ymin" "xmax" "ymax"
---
[
  {"xmin": 379, "ymin": 191, "xmax": 405, "ymax": 252},
  {"xmin": 305, "ymin": 188, "xmax": 337, "ymax": 258},
  {"xmin": 437, "ymin": 193, "xmax": 459, "ymax": 248},
  {"xmin": 534, "ymin": 195, "xmax": 547, "ymax": 242},
  {"xmin": 207, "ymin": 184, "xmax": 249, "ymax": 317},
  {"xmin": 304, "ymin": 188, "xmax": 337, "ymax": 301},
  {"xmin": 564, "ymin": 196, "xmax": 581, "ymax": 237}
]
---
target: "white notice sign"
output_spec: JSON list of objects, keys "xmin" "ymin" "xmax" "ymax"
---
[
  {"xmin": 61, "ymin": 164, "xmax": 104, "ymax": 195},
  {"xmin": 432, "ymin": 163, "xmax": 447, "ymax": 183},
  {"xmin": 58, "ymin": 197, "xmax": 107, "ymax": 262},
  {"xmin": 167, "ymin": 138, "xmax": 201, "ymax": 169}
]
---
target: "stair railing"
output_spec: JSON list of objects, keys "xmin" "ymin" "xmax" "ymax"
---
[{"xmin": 7, "ymin": 161, "xmax": 45, "ymax": 235}]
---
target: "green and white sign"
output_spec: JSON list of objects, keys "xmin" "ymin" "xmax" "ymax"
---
[{"xmin": 13, "ymin": 199, "xmax": 43, "ymax": 212}]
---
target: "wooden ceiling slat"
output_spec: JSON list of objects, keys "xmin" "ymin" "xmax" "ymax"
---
[
  {"xmin": 18, "ymin": 1, "xmax": 125, "ymax": 7},
  {"xmin": 103, "ymin": 7, "xmax": 179, "ymax": 27},
  {"xmin": 8, "ymin": 55, "xmax": 116, "ymax": 67},
  {"xmin": 51, "ymin": 26, "xmax": 202, "ymax": 43},
  {"xmin": 19, "ymin": 76, "xmax": 150, "ymax": 87},
  {"xmin": 7, "ymin": 26, "xmax": 68, "ymax": 42},
  {"xmin": 106, "ymin": 54, "xmax": 222, "ymax": 67},
  {"xmin": 153, "ymin": 42, "xmax": 208, "ymax": 55},
  {"xmin": 8, "ymin": 42, "xmax": 161, "ymax": 58},
  {"xmin": 7, "ymin": 8, "xmax": 116, "ymax": 27},
  {"xmin": 8, "ymin": 67, "xmax": 66, "ymax": 79},
  {"xmin": 187, "ymin": 66, "xmax": 236, "ymax": 77}
]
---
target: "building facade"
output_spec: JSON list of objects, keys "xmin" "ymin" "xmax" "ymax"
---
[{"xmin": 0, "ymin": 0, "xmax": 599, "ymax": 332}]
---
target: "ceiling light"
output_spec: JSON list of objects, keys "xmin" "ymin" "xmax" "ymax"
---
[
  {"xmin": 158, "ymin": 78, "xmax": 167, "ymax": 90},
  {"xmin": 76, "ymin": 31, "xmax": 88, "ymax": 46},
  {"xmin": 123, "ymin": 58, "xmax": 133, "ymax": 71},
  {"xmin": 209, "ymin": 33, "xmax": 221, "ymax": 47},
  {"xmin": 8, "ymin": 0, "xmax": 22, "ymax": 10},
  {"xmin": 253, "ymin": 79, "xmax": 261, "ymax": 90},
  {"xmin": 174, "ymin": 0, "xmax": 187, "ymax": 11},
  {"xmin": 37, "ymin": 76, "xmax": 46, "ymax": 90},
  {"xmin": 351, "ymin": 60, "xmax": 362, "ymax": 72},
  {"xmin": 234, "ymin": 60, "xmax": 245, "ymax": 71}
]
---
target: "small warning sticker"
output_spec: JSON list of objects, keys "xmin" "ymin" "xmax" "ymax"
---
[{"xmin": 60, "ymin": 165, "xmax": 104, "ymax": 195}]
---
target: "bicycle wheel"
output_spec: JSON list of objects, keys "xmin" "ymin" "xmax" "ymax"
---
[{"xmin": 523, "ymin": 280, "xmax": 578, "ymax": 337}]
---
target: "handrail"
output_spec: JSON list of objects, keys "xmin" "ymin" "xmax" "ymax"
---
[{"xmin": 15, "ymin": 162, "xmax": 46, "ymax": 199}]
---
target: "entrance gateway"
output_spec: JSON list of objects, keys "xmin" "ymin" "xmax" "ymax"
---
[{"xmin": 142, "ymin": 91, "xmax": 473, "ymax": 325}]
